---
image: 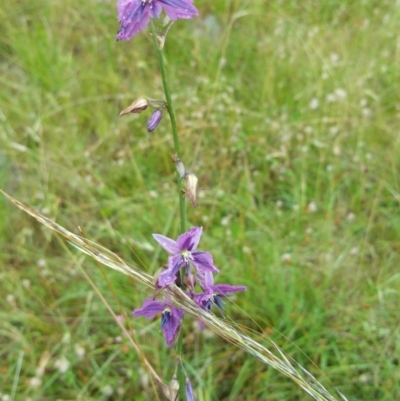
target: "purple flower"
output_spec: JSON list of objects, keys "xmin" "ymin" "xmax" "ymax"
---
[
  {"xmin": 147, "ymin": 109, "xmax": 163, "ymax": 132},
  {"xmin": 117, "ymin": 0, "xmax": 199, "ymax": 41},
  {"xmin": 153, "ymin": 226, "xmax": 219, "ymax": 287},
  {"xmin": 133, "ymin": 298, "xmax": 184, "ymax": 346},
  {"xmin": 191, "ymin": 280, "xmax": 246, "ymax": 330},
  {"xmin": 193, "ymin": 275, "xmax": 247, "ymax": 311}
]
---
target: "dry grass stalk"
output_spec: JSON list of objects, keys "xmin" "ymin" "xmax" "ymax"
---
[{"xmin": 1, "ymin": 189, "xmax": 346, "ymax": 401}]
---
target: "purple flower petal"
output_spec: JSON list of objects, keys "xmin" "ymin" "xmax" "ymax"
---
[
  {"xmin": 175, "ymin": 226, "xmax": 202, "ymax": 251},
  {"xmin": 134, "ymin": 298, "xmax": 185, "ymax": 347},
  {"xmin": 192, "ymin": 293, "xmax": 202, "ymax": 306},
  {"xmin": 117, "ymin": 0, "xmax": 152, "ymax": 40},
  {"xmin": 133, "ymin": 298, "xmax": 165, "ymax": 319},
  {"xmin": 153, "ymin": 233, "xmax": 181, "ymax": 254},
  {"xmin": 191, "ymin": 251, "xmax": 219, "ymax": 273},
  {"xmin": 185, "ymin": 376, "xmax": 195, "ymax": 401},
  {"xmin": 162, "ymin": 306, "xmax": 184, "ymax": 346},
  {"xmin": 213, "ymin": 295, "xmax": 225, "ymax": 309},
  {"xmin": 199, "ymin": 286, "xmax": 213, "ymax": 300},
  {"xmin": 197, "ymin": 270, "xmax": 214, "ymax": 289},
  {"xmin": 160, "ymin": 0, "xmax": 198, "ymax": 20},
  {"xmin": 151, "ymin": 2, "xmax": 163, "ymax": 18},
  {"xmin": 192, "ymin": 294, "xmax": 206, "ymax": 329},
  {"xmin": 169, "ymin": 253, "xmax": 185, "ymax": 271},
  {"xmin": 193, "ymin": 283, "xmax": 246, "ymax": 312},
  {"xmin": 147, "ymin": 109, "xmax": 163, "ymax": 132},
  {"xmin": 117, "ymin": 0, "xmax": 198, "ymax": 41},
  {"xmin": 117, "ymin": 0, "xmax": 141, "ymax": 22},
  {"xmin": 158, "ymin": 254, "xmax": 184, "ymax": 286},
  {"xmin": 213, "ymin": 284, "xmax": 247, "ymax": 296}
]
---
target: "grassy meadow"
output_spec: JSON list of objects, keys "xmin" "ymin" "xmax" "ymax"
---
[{"xmin": 1, "ymin": 0, "xmax": 400, "ymax": 400}]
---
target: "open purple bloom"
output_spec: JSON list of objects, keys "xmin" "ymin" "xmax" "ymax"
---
[
  {"xmin": 153, "ymin": 226, "xmax": 219, "ymax": 287},
  {"xmin": 194, "ymin": 280, "xmax": 247, "ymax": 312},
  {"xmin": 117, "ymin": 0, "xmax": 199, "ymax": 41},
  {"xmin": 133, "ymin": 298, "xmax": 184, "ymax": 346}
]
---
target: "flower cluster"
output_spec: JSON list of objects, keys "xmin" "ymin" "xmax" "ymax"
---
[{"xmin": 133, "ymin": 227, "xmax": 246, "ymax": 346}]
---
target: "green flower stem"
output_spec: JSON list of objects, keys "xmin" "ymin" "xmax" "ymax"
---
[
  {"xmin": 150, "ymin": 21, "xmax": 186, "ymax": 234},
  {"xmin": 150, "ymin": 21, "xmax": 186, "ymax": 400}
]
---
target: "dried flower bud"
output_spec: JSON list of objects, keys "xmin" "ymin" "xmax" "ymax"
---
[
  {"xmin": 147, "ymin": 109, "xmax": 163, "ymax": 132},
  {"xmin": 167, "ymin": 369, "xmax": 179, "ymax": 401},
  {"xmin": 119, "ymin": 98, "xmax": 149, "ymax": 116},
  {"xmin": 157, "ymin": 34, "xmax": 166, "ymax": 49},
  {"xmin": 171, "ymin": 154, "xmax": 186, "ymax": 179},
  {"xmin": 184, "ymin": 173, "xmax": 198, "ymax": 207}
]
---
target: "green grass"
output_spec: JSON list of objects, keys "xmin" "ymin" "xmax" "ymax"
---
[{"xmin": 1, "ymin": 0, "xmax": 400, "ymax": 400}]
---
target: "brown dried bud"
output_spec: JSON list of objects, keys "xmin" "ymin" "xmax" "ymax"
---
[
  {"xmin": 166, "ymin": 368, "xmax": 179, "ymax": 401},
  {"xmin": 157, "ymin": 34, "xmax": 166, "ymax": 49},
  {"xmin": 184, "ymin": 173, "xmax": 198, "ymax": 208},
  {"xmin": 119, "ymin": 98, "xmax": 149, "ymax": 116},
  {"xmin": 171, "ymin": 154, "xmax": 186, "ymax": 179}
]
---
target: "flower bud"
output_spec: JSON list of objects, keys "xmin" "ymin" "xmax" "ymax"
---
[
  {"xmin": 184, "ymin": 173, "xmax": 198, "ymax": 207},
  {"xmin": 185, "ymin": 377, "xmax": 195, "ymax": 401},
  {"xmin": 184, "ymin": 271, "xmax": 195, "ymax": 293},
  {"xmin": 119, "ymin": 98, "xmax": 149, "ymax": 116},
  {"xmin": 166, "ymin": 370, "xmax": 179, "ymax": 401},
  {"xmin": 147, "ymin": 109, "xmax": 163, "ymax": 132},
  {"xmin": 171, "ymin": 153, "xmax": 186, "ymax": 179}
]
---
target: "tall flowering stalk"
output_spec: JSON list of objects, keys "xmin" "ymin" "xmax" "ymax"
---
[
  {"xmin": 0, "ymin": 2, "xmax": 347, "ymax": 400},
  {"xmin": 116, "ymin": 2, "xmax": 247, "ymax": 400}
]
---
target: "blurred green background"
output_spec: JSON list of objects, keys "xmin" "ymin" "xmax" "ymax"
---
[{"xmin": 1, "ymin": 0, "xmax": 399, "ymax": 400}]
